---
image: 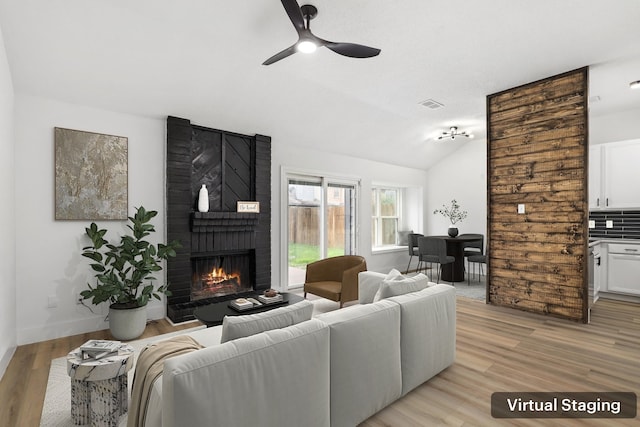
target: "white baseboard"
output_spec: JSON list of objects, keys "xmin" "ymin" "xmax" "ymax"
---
[
  {"xmin": 17, "ymin": 304, "xmax": 168, "ymax": 345},
  {"xmin": 0, "ymin": 345, "xmax": 16, "ymax": 381}
]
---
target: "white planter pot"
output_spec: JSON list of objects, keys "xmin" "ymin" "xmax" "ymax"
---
[{"xmin": 109, "ymin": 304, "xmax": 147, "ymax": 340}]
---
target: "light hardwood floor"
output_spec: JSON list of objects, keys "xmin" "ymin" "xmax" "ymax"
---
[
  {"xmin": 0, "ymin": 318, "xmax": 199, "ymax": 427},
  {"xmin": 1, "ymin": 298, "xmax": 638, "ymax": 426}
]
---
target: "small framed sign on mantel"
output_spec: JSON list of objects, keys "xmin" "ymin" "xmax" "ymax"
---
[{"xmin": 237, "ymin": 201, "xmax": 260, "ymax": 213}]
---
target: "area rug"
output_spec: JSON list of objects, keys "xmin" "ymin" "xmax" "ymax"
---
[
  {"xmin": 452, "ymin": 275, "xmax": 486, "ymax": 300},
  {"xmin": 40, "ymin": 326, "xmax": 205, "ymax": 427}
]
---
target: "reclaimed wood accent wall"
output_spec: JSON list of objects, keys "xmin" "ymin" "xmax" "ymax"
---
[{"xmin": 486, "ymin": 67, "xmax": 589, "ymax": 322}]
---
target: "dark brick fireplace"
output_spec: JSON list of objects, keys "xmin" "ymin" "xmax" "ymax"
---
[{"xmin": 165, "ymin": 116, "xmax": 271, "ymax": 323}]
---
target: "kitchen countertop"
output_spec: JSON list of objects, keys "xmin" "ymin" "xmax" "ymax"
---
[{"xmin": 589, "ymin": 238, "xmax": 640, "ymax": 247}]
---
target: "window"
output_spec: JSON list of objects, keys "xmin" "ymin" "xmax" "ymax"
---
[{"xmin": 372, "ymin": 187, "xmax": 400, "ymax": 247}]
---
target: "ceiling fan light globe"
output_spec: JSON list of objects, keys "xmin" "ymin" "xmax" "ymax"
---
[{"xmin": 297, "ymin": 40, "xmax": 317, "ymax": 54}]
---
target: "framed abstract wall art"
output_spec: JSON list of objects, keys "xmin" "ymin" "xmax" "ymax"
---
[{"xmin": 54, "ymin": 127, "xmax": 128, "ymax": 220}]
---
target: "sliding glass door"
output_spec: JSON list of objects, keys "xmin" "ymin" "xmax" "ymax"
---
[
  {"xmin": 287, "ymin": 177, "xmax": 323, "ymax": 287},
  {"xmin": 285, "ymin": 173, "xmax": 358, "ymax": 288}
]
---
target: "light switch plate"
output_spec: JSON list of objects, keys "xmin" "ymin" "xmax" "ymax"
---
[
  {"xmin": 517, "ymin": 204, "xmax": 525, "ymax": 214},
  {"xmin": 588, "ymin": 220, "xmax": 595, "ymax": 229},
  {"xmin": 47, "ymin": 295, "xmax": 58, "ymax": 308},
  {"xmin": 606, "ymin": 220, "xmax": 614, "ymax": 228}
]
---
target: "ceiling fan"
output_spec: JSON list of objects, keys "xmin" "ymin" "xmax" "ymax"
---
[{"xmin": 263, "ymin": 0, "xmax": 381, "ymax": 66}]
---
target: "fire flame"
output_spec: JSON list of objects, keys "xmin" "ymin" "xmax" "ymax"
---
[{"xmin": 203, "ymin": 267, "xmax": 240, "ymax": 286}]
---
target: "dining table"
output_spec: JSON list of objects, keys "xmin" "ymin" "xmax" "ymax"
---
[{"xmin": 432, "ymin": 235, "xmax": 482, "ymax": 282}]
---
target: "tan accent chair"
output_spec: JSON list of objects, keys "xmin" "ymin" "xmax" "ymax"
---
[{"xmin": 304, "ymin": 255, "xmax": 367, "ymax": 308}]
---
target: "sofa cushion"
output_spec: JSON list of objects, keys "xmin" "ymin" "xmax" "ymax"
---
[
  {"xmin": 386, "ymin": 268, "xmax": 404, "ymax": 280},
  {"xmin": 183, "ymin": 325, "xmax": 223, "ymax": 347},
  {"xmin": 370, "ymin": 268, "xmax": 402, "ymax": 302},
  {"xmin": 316, "ymin": 300, "xmax": 402, "ymax": 427},
  {"xmin": 163, "ymin": 318, "xmax": 330, "ymax": 427},
  {"xmin": 374, "ymin": 272, "xmax": 432, "ymax": 301},
  {"xmin": 220, "ymin": 299, "xmax": 314, "ymax": 343},
  {"xmin": 358, "ymin": 271, "xmax": 387, "ymax": 304},
  {"xmin": 387, "ymin": 284, "xmax": 456, "ymax": 396}
]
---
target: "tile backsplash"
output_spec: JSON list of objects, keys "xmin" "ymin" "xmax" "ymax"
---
[{"xmin": 589, "ymin": 210, "xmax": 640, "ymax": 239}]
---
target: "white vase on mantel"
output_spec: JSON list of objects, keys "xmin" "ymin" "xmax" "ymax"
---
[{"xmin": 198, "ymin": 184, "xmax": 209, "ymax": 213}]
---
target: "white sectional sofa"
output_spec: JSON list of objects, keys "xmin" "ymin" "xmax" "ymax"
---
[{"xmin": 144, "ymin": 271, "xmax": 456, "ymax": 427}]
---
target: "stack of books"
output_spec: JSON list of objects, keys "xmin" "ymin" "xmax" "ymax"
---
[
  {"xmin": 80, "ymin": 340, "xmax": 121, "ymax": 360},
  {"xmin": 229, "ymin": 298, "xmax": 254, "ymax": 311},
  {"xmin": 258, "ymin": 293, "xmax": 283, "ymax": 304}
]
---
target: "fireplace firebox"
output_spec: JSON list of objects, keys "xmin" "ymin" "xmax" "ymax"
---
[{"xmin": 191, "ymin": 251, "xmax": 255, "ymax": 301}]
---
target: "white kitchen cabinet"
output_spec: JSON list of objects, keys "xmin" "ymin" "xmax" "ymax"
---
[
  {"xmin": 590, "ymin": 139, "xmax": 640, "ymax": 209},
  {"xmin": 598, "ymin": 243, "xmax": 608, "ymax": 292},
  {"xmin": 593, "ymin": 246, "xmax": 602, "ymax": 298},
  {"xmin": 604, "ymin": 140, "xmax": 640, "ymax": 209},
  {"xmin": 589, "ymin": 243, "xmax": 602, "ymax": 316},
  {"xmin": 588, "ymin": 145, "xmax": 603, "ymax": 209},
  {"xmin": 607, "ymin": 243, "xmax": 640, "ymax": 296}
]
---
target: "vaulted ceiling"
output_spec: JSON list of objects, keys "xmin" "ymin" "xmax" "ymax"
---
[{"xmin": 1, "ymin": 0, "xmax": 639, "ymax": 170}]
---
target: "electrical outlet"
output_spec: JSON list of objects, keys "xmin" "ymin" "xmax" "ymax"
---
[
  {"xmin": 588, "ymin": 220, "xmax": 595, "ymax": 229},
  {"xmin": 517, "ymin": 204, "xmax": 525, "ymax": 214},
  {"xmin": 606, "ymin": 220, "xmax": 614, "ymax": 229}
]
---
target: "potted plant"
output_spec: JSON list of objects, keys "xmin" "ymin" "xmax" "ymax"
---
[
  {"xmin": 81, "ymin": 206, "xmax": 181, "ymax": 340},
  {"xmin": 433, "ymin": 199, "xmax": 468, "ymax": 237}
]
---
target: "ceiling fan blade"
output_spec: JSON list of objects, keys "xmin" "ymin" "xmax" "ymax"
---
[
  {"xmin": 322, "ymin": 41, "xmax": 381, "ymax": 58},
  {"xmin": 280, "ymin": 0, "xmax": 305, "ymax": 33},
  {"xmin": 262, "ymin": 44, "xmax": 298, "ymax": 66}
]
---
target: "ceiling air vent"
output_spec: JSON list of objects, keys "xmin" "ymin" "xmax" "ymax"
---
[{"xmin": 419, "ymin": 99, "xmax": 444, "ymax": 109}]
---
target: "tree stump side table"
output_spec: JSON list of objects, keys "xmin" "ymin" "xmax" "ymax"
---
[{"xmin": 66, "ymin": 343, "xmax": 134, "ymax": 427}]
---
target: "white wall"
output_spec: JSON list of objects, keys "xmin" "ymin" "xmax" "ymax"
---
[
  {"xmin": 0, "ymin": 24, "xmax": 16, "ymax": 378},
  {"xmin": 10, "ymin": 98, "xmax": 428, "ymax": 344},
  {"xmin": 14, "ymin": 94, "xmax": 166, "ymax": 345},
  {"xmin": 425, "ymin": 139, "xmax": 487, "ymax": 238},
  {"xmin": 420, "ymin": 108, "xmax": 640, "ymax": 246},
  {"xmin": 272, "ymin": 143, "xmax": 428, "ymax": 281},
  {"xmin": 590, "ymin": 108, "xmax": 640, "ymax": 144}
]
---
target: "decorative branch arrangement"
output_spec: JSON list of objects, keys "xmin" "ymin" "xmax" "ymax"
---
[{"xmin": 433, "ymin": 199, "xmax": 468, "ymax": 225}]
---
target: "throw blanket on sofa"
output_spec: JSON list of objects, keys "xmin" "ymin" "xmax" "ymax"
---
[{"xmin": 128, "ymin": 335, "xmax": 204, "ymax": 427}]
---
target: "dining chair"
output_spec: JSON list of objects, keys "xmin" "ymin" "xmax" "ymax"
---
[
  {"xmin": 467, "ymin": 252, "xmax": 487, "ymax": 285},
  {"xmin": 459, "ymin": 234, "xmax": 484, "ymax": 276},
  {"xmin": 405, "ymin": 233, "xmax": 423, "ymax": 273},
  {"xmin": 417, "ymin": 236, "xmax": 455, "ymax": 284}
]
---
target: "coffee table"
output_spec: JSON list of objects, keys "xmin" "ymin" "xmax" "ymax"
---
[{"xmin": 194, "ymin": 292, "xmax": 304, "ymax": 327}]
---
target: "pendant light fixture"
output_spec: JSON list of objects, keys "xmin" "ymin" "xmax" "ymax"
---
[{"xmin": 437, "ymin": 126, "xmax": 473, "ymax": 140}]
